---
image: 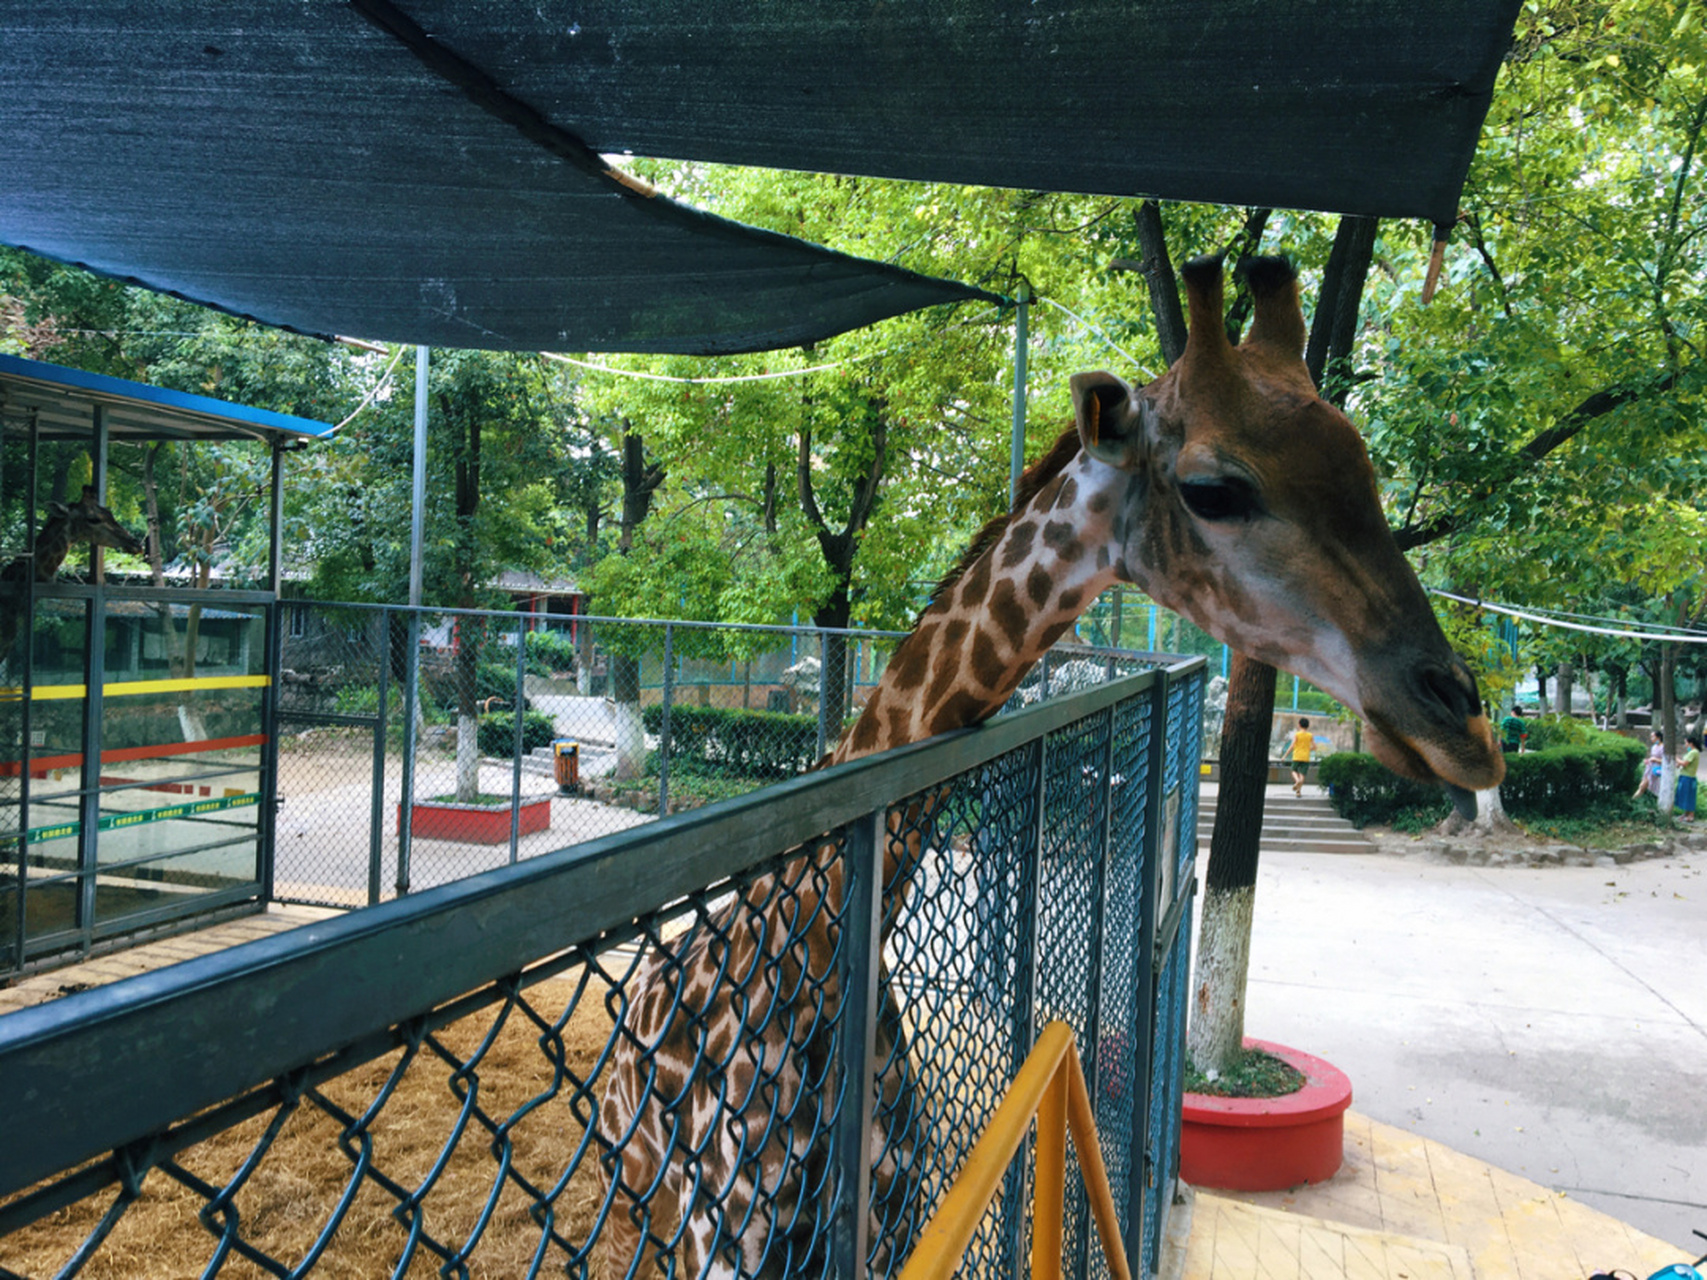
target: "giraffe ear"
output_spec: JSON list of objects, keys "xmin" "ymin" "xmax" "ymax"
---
[
  {"xmin": 45, "ymin": 502, "xmax": 69, "ymax": 519},
  {"xmin": 1070, "ymin": 371, "xmax": 1147, "ymax": 467}
]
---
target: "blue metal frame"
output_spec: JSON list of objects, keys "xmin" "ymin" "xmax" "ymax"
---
[{"xmin": 0, "ymin": 353, "xmax": 335, "ymax": 443}]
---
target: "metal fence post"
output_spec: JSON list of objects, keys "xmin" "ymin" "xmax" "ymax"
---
[
  {"xmin": 831, "ymin": 809, "xmax": 884, "ymax": 1277},
  {"xmin": 368, "ymin": 610, "xmax": 391, "ymax": 906},
  {"xmin": 1124, "ymin": 668, "xmax": 1171, "ymax": 1271},
  {"xmin": 397, "ymin": 609, "xmax": 422, "ymax": 897},
  {"xmin": 658, "ymin": 623, "xmax": 674, "ymax": 817},
  {"xmin": 509, "ymin": 617, "xmax": 527, "ymax": 863}
]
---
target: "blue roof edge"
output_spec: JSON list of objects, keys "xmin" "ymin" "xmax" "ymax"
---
[{"xmin": 0, "ymin": 351, "xmax": 336, "ymax": 440}]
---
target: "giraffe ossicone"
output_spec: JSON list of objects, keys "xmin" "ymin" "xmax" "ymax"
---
[{"xmin": 596, "ymin": 252, "xmax": 1502, "ymax": 1277}]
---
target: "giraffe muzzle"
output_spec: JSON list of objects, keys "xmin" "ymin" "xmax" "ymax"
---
[{"xmin": 1360, "ymin": 656, "xmax": 1504, "ymax": 791}]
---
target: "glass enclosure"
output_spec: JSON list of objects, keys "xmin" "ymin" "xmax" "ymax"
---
[{"xmin": 0, "ymin": 359, "xmax": 304, "ymax": 974}]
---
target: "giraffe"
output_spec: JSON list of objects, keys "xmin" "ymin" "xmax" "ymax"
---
[
  {"xmin": 595, "ymin": 254, "xmax": 1504, "ymax": 1277},
  {"xmin": 0, "ymin": 485, "xmax": 147, "ymax": 661}
]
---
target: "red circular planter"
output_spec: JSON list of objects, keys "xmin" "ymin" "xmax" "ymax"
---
[{"xmin": 1179, "ymin": 1039, "xmax": 1352, "ymax": 1191}]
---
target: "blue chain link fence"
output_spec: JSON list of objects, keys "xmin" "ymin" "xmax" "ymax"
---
[{"xmin": 0, "ymin": 655, "xmax": 1203, "ymax": 1278}]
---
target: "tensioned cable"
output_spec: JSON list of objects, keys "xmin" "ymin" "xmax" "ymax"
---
[
  {"xmin": 1429, "ymin": 588, "xmax": 1707, "ymax": 644},
  {"xmin": 1482, "ymin": 597, "xmax": 1706, "ymax": 635},
  {"xmin": 332, "ymin": 344, "xmax": 409, "ymax": 431},
  {"xmin": 543, "ymin": 349, "xmax": 892, "ymax": 385},
  {"xmin": 1040, "ymin": 297, "xmax": 1156, "ymax": 381}
]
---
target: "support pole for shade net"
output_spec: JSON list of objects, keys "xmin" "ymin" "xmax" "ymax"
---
[
  {"xmin": 1010, "ymin": 283, "xmax": 1031, "ymax": 509},
  {"xmin": 398, "ymin": 344, "xmax": 429, "ymax": 896}
]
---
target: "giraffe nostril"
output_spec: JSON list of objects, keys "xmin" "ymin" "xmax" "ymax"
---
[{"xmin": 1417, "ymin": 661, "xmax": 1479, "ymax": 724}]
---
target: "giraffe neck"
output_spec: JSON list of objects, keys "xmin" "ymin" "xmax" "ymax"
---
[
  {"xmin": 31, "ymin": 517, "xmax": 75, "ymax": 580},
  {"xmin": 832, "ymin": 444, "xmax": 1124, "ymax": 766}
]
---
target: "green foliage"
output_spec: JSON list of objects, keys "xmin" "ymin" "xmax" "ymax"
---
[
  {"xmin": 1522, "ymin": 797, "xmax": 1679, "ymax": 847},
  {"xmin": 1495, "ymin": 736, "xmax": 1646, "ymax": 816},
  {"xmin": 1319, "ymin": 729, "xmax": 1646, "ymax": 827},
  {"xmin": 1316, "ymin": 755, "xmax": 1453, "ymax": 828},
  {"xmin": 333, "ymin": 683, "xmax": 380, "ymax": 716},
  {"xmin": 641, "ymin": 703, "xmax": 819, "ymax": 780},
  {"xmin": 1184, "ymin": 1047, "xmax": 1305, "ymax": 1099},
  {"xmin": 525, "ymin": 629, "xmax": 578, "ymax": 674},
  {"xmin": 474, "ymin": 660, "xmax": 524, "ymax": 706},
  {"xmin": 1522, "ymin": 713, "xmax": 1592, "ymax": 750},
  {"xmin": 475, "ymin": 710, "xmax": 558, "ymax": 756}
]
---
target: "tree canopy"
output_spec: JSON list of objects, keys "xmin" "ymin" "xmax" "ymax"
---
[{"xmin": 3, "ymin": 0, "xmax": 1703, "ymax": 699}]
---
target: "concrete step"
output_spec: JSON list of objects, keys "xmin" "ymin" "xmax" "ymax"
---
[{"xmin": 1197, "ymin": 789, "xmax": 1375, "ymax": 855}]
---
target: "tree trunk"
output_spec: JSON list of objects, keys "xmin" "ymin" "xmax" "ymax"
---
[
  {"xmin": 813, "ymin": 575, "xmax": 853, "ymax": 739},
  {"xmin": 1554, "ymin": 660, "xmax": 1573, "ymax": 717},
  {"xmin": 1133, "ymin": 201, "xmax": 1188, "ymax": 365},
  {"xmin": 1189, "ymin": 651, "xmax": 1275, "ymax": 1075},
  {"xmin": 454, "ymin": 620, "xmax": 482, "ymax": 802},
  {"xmin": 1438, "ymin": 784, "xmax": 1520, "ymax": 836},
  {"xmin": 141, "ymin": 443, "xmax": 206, "ymax": 740},
  {"xmin": 610, "ymin": 428, "xmax": 664, "ymax": 780}
]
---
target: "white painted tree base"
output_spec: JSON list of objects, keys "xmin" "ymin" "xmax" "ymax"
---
[
  {"xmin": 456, "ymin": 714, "xmax": 481, "ymax": 802},
  {"xmin": 612, "ymin": 701, "xmax": 646, "ymax": 781},
  {"xmin": 1439, "ymin": 786, "xmax": 1520, "ymax": 836},
  {"xmin": 1188, "ymin": 883, "xmax": 1255, "ymax": 1078}
]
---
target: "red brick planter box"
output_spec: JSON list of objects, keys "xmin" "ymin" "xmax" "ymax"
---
[
  {"xmin": 397, "ymin": 797, "xmax": 552, "ymax": 844},
  {"xmin": 1180, "ymin": 1038, "xmax": 1352, "ymax": 1191}
]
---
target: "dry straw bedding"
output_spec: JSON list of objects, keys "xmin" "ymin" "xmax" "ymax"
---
[{"xmin": 2, "ymin": 977, "xmax": 627, "ymax": 1279}]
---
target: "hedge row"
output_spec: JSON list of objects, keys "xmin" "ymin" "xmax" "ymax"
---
[
  {"xmin": 642, "ymin": 703, "xmax": 819, "ymax": 779},
  {"xmin": 476, "ymin": 710, "xmax": 559, "ymax": 756},
  {"xmin": 1317, "ymin": 731, "xmax": 1645, "ymax": 827}
]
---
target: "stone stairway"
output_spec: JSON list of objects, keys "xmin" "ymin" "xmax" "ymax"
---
[{"xmin": 1197, "ymin": 787, "xmax": 1375, "ymax": 855}]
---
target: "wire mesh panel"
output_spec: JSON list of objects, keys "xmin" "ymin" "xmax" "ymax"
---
[
  {"xmin": 0, "ymin": 659, "xmax": 1205, "ymax": 1280},
  {"xmin": 1033, "ymin": 710, "xmax": 1113, "ymax": 1279},
  {"xmin": 1144, "ymin": 925, "xmax": 1194, "ymax": 1275},
  {"xmin": 878, "ymin": 741, "xmax": 1043, "ymax": 1277},
  {"xmin": 1096, "ymin": 693, "xmax": 1156, "ymax": 1279},
  {"xmin": 277, "ymin": 602, "xmax": 395, "ymax": 907},
  {"xmin": 0, "ymin": 831, "xmax": 867, "ymax": 1279}
]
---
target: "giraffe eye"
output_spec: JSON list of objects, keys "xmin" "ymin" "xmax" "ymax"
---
[{"xmin": 1179, "ymin": 477, "xmax": 1262, "ymax": 522}]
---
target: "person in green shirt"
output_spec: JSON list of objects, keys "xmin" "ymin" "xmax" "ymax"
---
[
  {"xmin": 1500, "ymin": 706, "xmax": 1527, "ymax": 753},
  {"xmin": 1678, "ymin": 734, "xmax": 1699, "ymax": 821}
]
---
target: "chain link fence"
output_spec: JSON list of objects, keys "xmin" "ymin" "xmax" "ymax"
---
[
  {"xmin": 274, "ymin": 603, "xmax": 1146, "ymax": 910},
  {"xmin": 1, "ymin": 657, "xmax": 1204, "ymax": 1280}
]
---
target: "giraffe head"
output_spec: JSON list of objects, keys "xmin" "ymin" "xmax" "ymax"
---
[
  {"xmin": 41, "ymin": 485, "xmax": 147, "ymax": 571},
  {"xmin": 1071, "ymin": 254, "xmax": 1502, "ymax": 790}
]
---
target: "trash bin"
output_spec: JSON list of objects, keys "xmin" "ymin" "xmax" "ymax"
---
[{"xmin": 553, "ymin": 739, "xmax": 580, "ymax": 793}]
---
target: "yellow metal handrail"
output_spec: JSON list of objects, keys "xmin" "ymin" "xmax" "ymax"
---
[{"xmin": 899, "ymin": 1021, "xmax": 1133, "ymax": 1280}]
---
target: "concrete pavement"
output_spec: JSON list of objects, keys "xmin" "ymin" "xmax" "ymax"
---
[{"xmin": 1202, "ymin": 832, "xmax": 1707, "ymax": 1251}]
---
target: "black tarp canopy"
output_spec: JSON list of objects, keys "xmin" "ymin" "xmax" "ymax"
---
[{"xmin": 1, "ymin": 1, "xmax": 1520, "ymax": 356}]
